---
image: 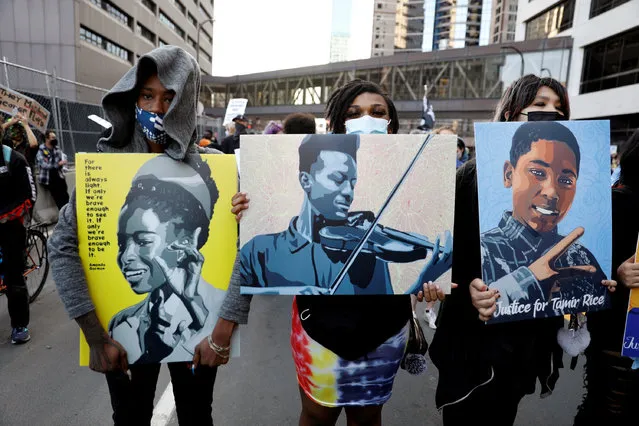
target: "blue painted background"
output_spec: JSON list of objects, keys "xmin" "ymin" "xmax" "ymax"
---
[{"xmin": 474, "ymin": 120, "xmax": 612, "ymax": 277}]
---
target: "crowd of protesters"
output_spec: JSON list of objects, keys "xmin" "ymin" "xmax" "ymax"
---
[{"xmin": 2, "ymin": 44, "xmax": 637, "ymax": 426}]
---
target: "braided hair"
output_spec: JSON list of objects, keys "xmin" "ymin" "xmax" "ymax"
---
[{"xmin": 325, "ymin": 79, "xmax": 399, "ymax": 135}]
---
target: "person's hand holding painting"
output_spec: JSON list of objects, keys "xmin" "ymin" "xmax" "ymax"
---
[
  {"xmin": 193, "ymin": 317, "xmax": 236, "ymax": 368},
  {"xmin": 470, "ymin": 278, "xmax": 500, "ymax": 321},
  {"xmin": 416, "ymin": 281, "xmax": 458, "ymax": 303},
  {"xmin": 231, "ymin": 192, "xmax": 249, "ymax": 222},
  {"xmin": 617, "ymin": 255, "xmax": 639, "ymax": 289}
]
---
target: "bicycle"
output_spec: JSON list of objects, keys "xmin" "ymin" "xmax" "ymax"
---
[{"xmin": 0, "ymin": 223, "xmax": 50, "ymax": 304}]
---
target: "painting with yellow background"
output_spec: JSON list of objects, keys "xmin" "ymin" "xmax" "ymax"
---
[{"xmin": 76, "ymin": 153, "xmax": 239, "ymax": 365}]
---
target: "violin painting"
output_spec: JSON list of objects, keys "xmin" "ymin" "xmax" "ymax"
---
[{"xmin": 239, "ymin": 133, "xmax": 456, "ymax": 296}]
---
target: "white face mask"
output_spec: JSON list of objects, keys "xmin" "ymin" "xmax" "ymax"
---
[{"xmin": 345, "ymin": 115, "xmax": 390, "ymax": 135}]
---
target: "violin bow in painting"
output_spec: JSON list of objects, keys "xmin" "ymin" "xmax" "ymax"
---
[{"xmin": 328, "ymin": 134, "xmax": 434, "ymax": 295}]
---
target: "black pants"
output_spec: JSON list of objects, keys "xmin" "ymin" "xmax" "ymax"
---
[
  {"xmin": 105, "ymin": 362, "xmax": 217, "ymax": 426},
  {"xmin": 0, "ymin": 220, "xmax": 29, "ymax": 328},
  {"xmin": 574, "ymin": 349, "xmax": 639, "ymax": 425},
  {"xmin": 44, "ymin": 171, "xmax": 69, "ymax": 210},
  {"xmin": 442, "ymin": 373, "xmax": 526, "ymax": 426}
]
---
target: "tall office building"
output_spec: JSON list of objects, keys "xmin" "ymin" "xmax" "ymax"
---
[
  {"xmin": 491, "ymin": 0, "xmax": 518, "ymax": 43},
  {"xmin": 516, "ymin": 0, "xmax": 638, "ymax": 144},
  {"xmin": 372, "ymin": 0, "xmax": 425, "ymax": 57},
  {"xmin": 330, "ymin": 0, "xmax": 353, "ymax": 62},
  {"xmin": 0, "ymin": 0, "xmax": 214, "ymax": 101},
  {"xmin": 424, "ymin": 0, "xmax": 493, "ymax": 51}
]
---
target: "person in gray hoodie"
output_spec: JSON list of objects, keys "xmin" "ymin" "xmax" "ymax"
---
[{"xmin": 48, "ymin": 46, "xmax": 245, "ymax": 426}]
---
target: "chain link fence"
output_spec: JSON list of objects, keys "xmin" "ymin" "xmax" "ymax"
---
[
  {"xmin": 0, "ymin": 57, "xmax": 109, "ymax": 164},
  {"xmin": 1, "ymin": 57, "xmax": 224, "ymax": 162}
]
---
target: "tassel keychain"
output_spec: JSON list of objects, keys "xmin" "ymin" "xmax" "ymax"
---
[
  {"xmin": 400, "ymin": 312, "xmax": 429, "ymax": 375},
  {"xmin": 557, "ymin": 313, "xmax": 590, "ymax": 357}
]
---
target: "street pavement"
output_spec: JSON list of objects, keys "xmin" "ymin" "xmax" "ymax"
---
[{"xmin": 0, "ymin": 276, "xmax": 587, "ymax": 425}]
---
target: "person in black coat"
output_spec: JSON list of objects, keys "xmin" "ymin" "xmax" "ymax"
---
[{"xmin": 574, "ymin": 129, "xmax": 639, "ymax": 424}]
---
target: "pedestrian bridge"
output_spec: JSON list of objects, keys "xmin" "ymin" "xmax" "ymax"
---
[{"xmin": 200, "ymin": 37, "xmax": 572, "ymax": 136}]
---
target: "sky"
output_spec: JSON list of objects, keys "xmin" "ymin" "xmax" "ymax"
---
[{"xmin": 211, "ymin": 0, "xmax": 373, "ymax": 76}]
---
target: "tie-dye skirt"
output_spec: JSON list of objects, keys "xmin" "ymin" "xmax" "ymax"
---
[{"xmin": 291, "ymin": 301, "xmax": 409, "ymax": 407}]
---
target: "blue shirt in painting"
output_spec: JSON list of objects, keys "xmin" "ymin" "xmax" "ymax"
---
[
  {"xmin": 240, "ymin": 216, "xmax": 394, "ymax": 295},
  {"xmin": 481, "ymin": 211, "xmax": 608, "ymax": 322}
]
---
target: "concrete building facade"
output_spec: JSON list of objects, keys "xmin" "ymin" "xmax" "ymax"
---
[
  {"xmin": 490, "ymin": 0, "xmax": 518, "ymax": 44},
  {"xmin": 372, "ymin": 0, "xmax": 425, "ymax": 57},
  {"xmin": 516, "ymin": 0, "xmax": 638, "ymax": 144},
  {"xmin": 425, "ymin": 0, "xmax": 493, "ymax": 51},
  {"xmin": 0, "ymin": 0, "xmax": 214, "ymax": 103}
]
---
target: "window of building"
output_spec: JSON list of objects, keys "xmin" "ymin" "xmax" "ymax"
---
[
  {"xmin": 89, "ymin": 0, "xmax": 132, "ymax": 28},
  {"xmin": 136, "ymin": 23, "xmax": 156, "ymax": 44},
  {"xmin": 200, "ymin": 47, "xmax": 212, "ymax": 62},
  {"xmin": 377, "ymin": 3, "xmax": 382, "ymax": 9},
  {"xmin": 141, "ymin": 0, "xmax": 156, "ymax": 14},
  {"xmin": 506, "ymin": 33, "xmax": 515, "ymax": 41},
  {"xmin": 590, "ymin": 0, "xmax": 631, "ymax": 19},
  {"xmin": 159, "ymin": 39, "xmax": 168, "ymax": 47},
  {"xmin": 80, "ymin": 26, "xmax": 132, "ymax": 63},
  {"xmin": 509, "ymin": 4, "xmax": 518, "ymax": 12},
  {"xmin": 170, "ymin": 0, "xmax": 186, "ymax": 15},
  {"xmin": 188, "ymin": 12, "xmax": 197, "ymax": 27},
  {"xmin": 525, "ymin": 0, "xmax": 575, "ymax": 40},
  {"xmin": 200, "ymin": 30, "xmax": 212, "ymax": 44},
  {"xmin": 159, "ymin": 10, "xmax": 186, "ymax": 39},
  {"xmin": 199, "ymin": 4, "xmax": 212, "ymax": 20},
  {"xmin": 188, "ymin": 36, "xmax": 196, "ymax": 50},
  {"xmin": 581, "ymin": 26, "xmax": 639, "ymax": 94}
]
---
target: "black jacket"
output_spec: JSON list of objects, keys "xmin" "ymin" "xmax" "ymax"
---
[
  {"xmin": 588, "ymin": 186, "xmax": 639, "ymax": 352},
  {"xmin": 221, "ymin": 129, "xmax": 246, "ymax": 154},
  {"xmin": 0, "ymin": 145, "xmax": 36, "ymax": 221},
  {"xmin": 429, "ymin": 159, "xmax": 564, "ymax": 409}
]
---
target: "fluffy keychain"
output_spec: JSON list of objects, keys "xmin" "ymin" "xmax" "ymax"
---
[{"xmin": 557, "ymin": 313, "xmax": 590, "ymax": 357}]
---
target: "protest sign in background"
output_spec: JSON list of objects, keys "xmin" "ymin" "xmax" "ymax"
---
[{"xmin": 0, "ymin": 84, "xmax": 50, "ymax": 132}]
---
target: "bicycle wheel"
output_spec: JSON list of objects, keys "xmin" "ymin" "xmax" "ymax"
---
[{"xmin": 24, "ymin": 229, "xmax": 49, "ymax": 303}]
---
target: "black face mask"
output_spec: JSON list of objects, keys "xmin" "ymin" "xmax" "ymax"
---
[
  {"xmin": 235, "ymin": 123, "xmax": 247, "ymax": 133},
  {"xmin": 522, "ymin": 111, "xmax": 565, "ymax": 121},
  {"xmin": 49, "ymin": 138, "xmax": 58, "ymax": 147}
]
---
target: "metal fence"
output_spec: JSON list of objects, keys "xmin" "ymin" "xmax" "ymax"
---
[
  {"xmin": 0, "ymin": 58, "xmax": 221, "ymax": 163},
  {"xmin": 0, "ymin": 57, "xmax": 109, "ymax": 163}
]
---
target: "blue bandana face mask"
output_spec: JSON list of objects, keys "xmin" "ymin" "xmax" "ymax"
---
[
  {"xmin": 345, "ymin": 115, "xmax": 389, "ymax": 135},
  {"xmin": 135, "ymin": 105, "xmax": 167, "ymax": 145}
]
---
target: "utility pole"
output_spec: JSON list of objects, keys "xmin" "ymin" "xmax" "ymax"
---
[
  {"xmin": 196, "ymin": 18, "xmax": 215, "ymax": 73},
  {"xmin": 501, "ymin": 45, "xmax": 525, "ymax": 77}
]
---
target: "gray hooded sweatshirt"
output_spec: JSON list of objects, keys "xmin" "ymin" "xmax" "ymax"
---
[{"xmin": 48, "ymin": 46, "xmax": 248, "ymax": 320}]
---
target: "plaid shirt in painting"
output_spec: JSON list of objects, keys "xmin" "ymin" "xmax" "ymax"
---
[
  {"xmin": 35, "ymin": 143, "xmax": 64, "ymax": 185},
  {"xmin": 480, "ymin": 212, "xmax": 607, "ymax": 320}
]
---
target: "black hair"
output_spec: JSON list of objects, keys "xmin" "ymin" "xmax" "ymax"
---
[
  {"xmin": 325, "ymin": 79, "xmax": 399, "ymax": 135},
  {"xmin": 284, "ymin": 113, "xmax": 317, "ymax": 135},
  {"xmin": 45, "ymin": 129, "xmax": 55, "ymax": 139},
  {"xmin": 203, "ymin": 129, "xmax": 213, "ymax": 137},
  {"xmin": 494, "ymin": 75, "xmax": 570, "ymax": 122},
  {"xmin": 619, "ymin": 129, "xmax": 639, "ymax": 189},
  {"xmin": 298, "ymin": 133, "xmax": 359, "ymax": 173},
  {"xmin": 122, "ymin": 156, "xmax": 218, "ymax": 249},
  {"xmin": 457, "ymin": 138, "xmax": 465, "ymax": 151},
  {"xmin": 510, "ymin": 121, "xmax": 581, "ymax": 174}
]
